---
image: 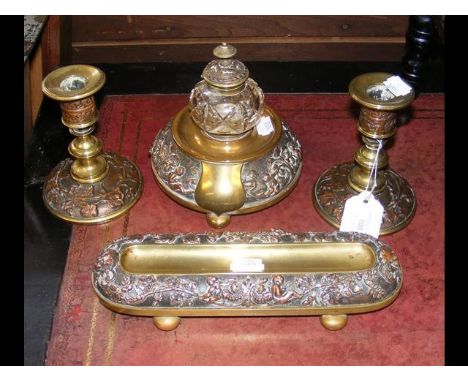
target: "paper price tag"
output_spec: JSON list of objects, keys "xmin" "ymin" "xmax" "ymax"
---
[
  {"xmin": 230, "ymin": 258, "xmax": 264, "ymax": 273},
  {"xmin": 339, "ymin": 192, "xmax": 384, "ymax": 238},
  {"xmin": 383, "ymin": 76, "xmax": 412, "ymax": 97},
  {"xmin": 256, "ymin": 116, "xmax": 275, "ymax": 136}
]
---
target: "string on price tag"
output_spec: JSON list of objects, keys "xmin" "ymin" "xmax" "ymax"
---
[{"xmin": 340, "ymin": 140, "xmax": 384, "ymax": 238}]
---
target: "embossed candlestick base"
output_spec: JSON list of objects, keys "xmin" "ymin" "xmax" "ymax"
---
[
  {"xmin": 313, "ymin": 73, "xmax": 416, "ymax": 235},
  {"xmin": 42, "ymin": 65, "xmax": 142, "ymax": 224}
]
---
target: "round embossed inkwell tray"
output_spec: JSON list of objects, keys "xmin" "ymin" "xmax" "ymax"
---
[{"xmin": 150, "ymin": 43, "xmax": 303, "ymax": 228}]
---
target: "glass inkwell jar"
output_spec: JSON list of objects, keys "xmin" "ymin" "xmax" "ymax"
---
[{"xmin": 150, "ymin": 43, "xmax": 302, "ymax": 228}]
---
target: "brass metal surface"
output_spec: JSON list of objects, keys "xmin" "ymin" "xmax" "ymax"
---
[
  {"xmin": 69, "ymin": 135, "xmax": 109, "ymax": 183},
  {"xmin": 151, "ymin": 122, "xmax": 302, "ymax": 226},
  {"xmin": 41, "ymin": 64, "xmax": 143, "ymax": 224},
  {"xmin": 120, "ymin": 242, "xmax": 375, "ymax": 275},
  {"xmin": 43, "ymin": 152, "xmax": 142, "ymax": 224},
  {"xmin": 59, "ymin": 96, "xmax": 99, "ymax": 130},
  {"xmin": 195, "ymin": 162, "xmax": 246, "ymax": 217},
  {"xmin": 172, "ymin": 105, "xmax": 281, "ymax": 163},
  {"xmin": 42, "ymin": 64, "xmax": 105, "ymax": 102},
  {"xmin": 206, "ymin": 213, "xmax": 231, "ymax": 229},
  {"xmin": 151, "ymin": 44, "xmax": 302, "ymax": 227},
  {"xmin": 93, "ymin": 230, "xmax": 403, "ymax": 331},
  {"xmin": 213, "ymin": 42, "xmax": 237, "ymax": 59},
  {"xmin": 313, "ymin": 72, "xmax": 416, "ymax": 235},
  {"xmin": 313, "ymin": 162, "xmax": 416, "ymax": 235},
  {"xmin": 320, "ymin": 314, "xmax": 348, "ymax": 330},
  {"xmin": 152, "ymin": 159, "xmax": 302, "ymax": 214},
  {"xmin": 349, "ymin": 72, "xmax": 414, "ymax": 111},
  {"xmin": 153, "ymin": 316, "xmax": 181, "ymax": 331}
]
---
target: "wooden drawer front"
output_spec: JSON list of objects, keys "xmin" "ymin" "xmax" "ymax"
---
[
  {"xmin": 72, "ymin": 16, "xmax": 407, "ymax": 41},
  {"xmin": 71, "ymin": 16, "xmax": 407, "ymax": 63}
]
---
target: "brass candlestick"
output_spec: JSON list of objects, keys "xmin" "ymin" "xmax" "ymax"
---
[
  {"xmin": 41, "ymin": 64, "xmax": 142, "ymax": 224},
  {"xmin": 313, "ymin": 72, "xmax": 416, "ymax": 235}
]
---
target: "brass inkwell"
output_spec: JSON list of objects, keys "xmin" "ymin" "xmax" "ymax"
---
[
  {"xmin": 41, "ymin": 65, "xmax": 142, "ymax": 224},
  {"xmin": 313, "ymin": 73, "xmax": 416, "ymax": 235},
  {"xmin": 150, "ymin": 43, "xmax": 302, "ymax": 228}
]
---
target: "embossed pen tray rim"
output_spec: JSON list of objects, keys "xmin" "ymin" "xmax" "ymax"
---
[{"xmin": 92, "ymin": 230, "xmax": 402, "ymax": 317}]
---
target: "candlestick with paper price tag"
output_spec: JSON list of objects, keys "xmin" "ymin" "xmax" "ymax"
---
[{"xmin": 313, "ymin": 72, "xmax": 416, "ymax": 235}]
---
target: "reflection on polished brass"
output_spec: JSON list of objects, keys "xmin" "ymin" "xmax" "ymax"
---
[
  {"xmin": 92, "ymin": 230, "xmax": 403, "ymax": 331},
  {"xmin": 195, "ymin": 162, "xmax": 246, "ymax": 220},
  {"xmin": 150, "ymin": 44, "xmax": 302, "ymax": 227},
  {"xmin": 320, "ymin": 314, "xmax": 348, "ymax": 331},
  {"xmin": 313, "ymin": 72, "xmax": 416, "ymax": 235},
  {"xmin": 43, "ymin": 153, "xmax": 141, "ymax": 223},
  {"xmin": 120, "ymin": 242, "xmax": 375, "ymax": 274},
  {"xmin": 41, "ymin": 64, "xmax": 142, "ymax": 224},
  {"xmin": 153, "ymin": 316, "xmax": 181, "ymax": 331},
  {"xmin": 172, "ymin": 106, "xmax": 282, "ymax": 162}
]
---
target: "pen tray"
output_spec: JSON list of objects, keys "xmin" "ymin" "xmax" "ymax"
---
[{"xmin": 92, "ymin": 229, "xmax": 402, "ymax": 331}]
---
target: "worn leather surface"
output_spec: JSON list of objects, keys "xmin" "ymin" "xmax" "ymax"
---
[{"xmin": 46, "ymin": 93, "xmax": 444, "ymax": 365}]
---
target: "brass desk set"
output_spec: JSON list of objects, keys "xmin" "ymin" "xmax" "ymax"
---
[
  {"xmin": 150, "ymin": 43, "xmax": 302, "ymax": 228},
  {"xmin": 92, "ymin": 230, "xmax": 402, "ymax": 331},
  {"xmin": 41, "ymin": 65, "xmax": 142, "ymax": 224},
  {"xmin": 313, "ymin": 72, "xmax": 416, "ymax": 235},
  {"xmin": 38, "ymin": 50, "xmax": 411, "ymax": 331}
]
